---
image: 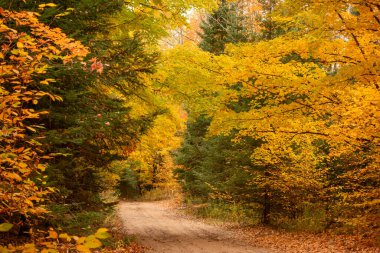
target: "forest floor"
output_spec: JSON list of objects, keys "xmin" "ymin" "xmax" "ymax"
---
[{"xmin": 117, "ymin": 201, "xmax": 379, "ymax": 253}]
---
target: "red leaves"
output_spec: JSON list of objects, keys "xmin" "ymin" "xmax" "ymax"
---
[{"xmin": 90, "ymin": 57, "xmax": 104, "ymax": 74}]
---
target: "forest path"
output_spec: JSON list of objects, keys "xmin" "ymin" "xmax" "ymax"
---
[{"xmin": 118, "ymin": 201, "xmax": 270, "ymax": 253}]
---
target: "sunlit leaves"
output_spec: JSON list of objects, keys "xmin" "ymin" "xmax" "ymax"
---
[
  {"xmin": 38, "ymin": 3, "xmax": 58, "ymax": 10},
  {"xmin": 94, "ymin": 228, "xmax": 111, "ymax": 239},
  {"xmin": 0, "ymin": 223, "xmax": 13, "ymax": 232},
  {"xmin": 157, "ymin": 0, "xmax": 380, "ymax": 238},
  {"xmin": 2, "ymin": 229, "xmax": 108, "ymax": 253},
  {"xmin": 127, "ymin": 111, "xmax": 186, "ymax": 190},
  {"xmin": 0, "ymin": 8, "xmax": 88, "ymax": 224}
]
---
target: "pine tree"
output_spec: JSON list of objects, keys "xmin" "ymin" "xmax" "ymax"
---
[
  {"xmin": 176, "ymin": 1, "xmax": 257, "ymax": 207},
  {"xmin": 2, "ymin": 0, "xmax": 159, "ymax": 204},
  {"xmin": 176, "ymin": 0, "xmax": 288, "ymax": 224},
  {"xmin": 198, "ymin": 0, "xmax": 251, "ymax": 54}
]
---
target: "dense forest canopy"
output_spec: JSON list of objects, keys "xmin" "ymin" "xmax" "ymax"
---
[
  {"xmin": 1, "ymin": 0, "xmax": 379, "ymax": 251},
  {"xmin": 157, "ymin": 0, "xmax": 380, "ymax": 240}
]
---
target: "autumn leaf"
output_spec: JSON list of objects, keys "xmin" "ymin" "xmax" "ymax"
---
[
  {"xmin": 58, "ymin": 233, "xmax": 71, "ymax": 242},
  {"xmin": 0, "ymin": 223, "xmax": 13, "ymax": 232},
  {"xmin": 76, "ymin": 245, "xmax": 91, "ymax": 253},
  {"xmin": 48, "ymin": 230, "xmax": 58, "ymax": 239},
  {"xmin": 94, "ymin": 228, "xmax": 110, "ymax": 239},
  {"xmin": 83, "ymin": 235, "xmax": 102, "ymax": 249}
]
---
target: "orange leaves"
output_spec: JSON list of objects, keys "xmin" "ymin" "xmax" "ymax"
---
[
  {"xmin": 48, "ymin": 230, "xmax": 58, "ymax": 239},
  {"xmin": 2, "ymin": 171, "xmax": 23, "ymax": 182},
  {"xmin": 0, "ymin": 9, "xmax": 88, "ymax": 67},
  {"xmin": 0, "ymin": 8, "xmax": 88, "ymax": 225},
  {"xmin": 77, "ymin": 244, "xmax": 92, "ymax": 253},
  {"xmin": 90, "ymin": 57, "xmax": 104, "ymax": 74},
  {"xmin": 235, "ymin": 225, "xmax": 380, "ymax": 253}
]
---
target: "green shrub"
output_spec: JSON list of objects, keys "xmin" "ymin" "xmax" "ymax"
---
[
  {"xmin": 187, "ymin": 201, "xmax": 261, "ymax": 225},
  {"xmin": 48, "ymin": 204, "xmax": 111, "ymax": 236},
  {"xmin": 141, "ymin": 187, "xmax": 181, "ymax": 201},
  {"xmin": 273, "ymin": 204, "xmax": 327, "ymax": 233}
]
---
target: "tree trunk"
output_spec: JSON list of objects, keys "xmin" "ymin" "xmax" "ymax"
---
[{"xmin": 263, "ymin": 189, "xmax": 271, "ymax": 225}]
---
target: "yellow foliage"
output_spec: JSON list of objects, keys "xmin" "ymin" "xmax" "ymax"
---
[
  {"xmin": 127, "ymin": 107, "xmax": 186, "ymax": 190},
  {"xmin": 1, "ymin": 228, "xmax": 109, "ymax": 253},
  {"xmin": 156, "ymin": 0, "xmax": 380, "ymax": 236}
]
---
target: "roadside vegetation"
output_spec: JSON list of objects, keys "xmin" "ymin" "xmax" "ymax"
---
[{"xmin": 1, "ymin": 0, "xmax": 379, "ymax": 252}]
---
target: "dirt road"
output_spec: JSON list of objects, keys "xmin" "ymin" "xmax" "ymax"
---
[{"xmin": 118, "ymin": 201, "xmax": 270, "ymax": 253}]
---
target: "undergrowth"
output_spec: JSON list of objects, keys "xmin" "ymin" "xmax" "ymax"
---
[
  {"xmin": 47, "ymin": 203, "xmax": 142, "ymax": 250},
  {"xmin": 140, "ymin": 187, "xmax": 182, "ymax": 202},
  {"xmin": 184, "ymin": 200, "xmax": 261, "ymax": 226},
  {"xmin": 183, "ymin": 199, "xmax": 328, "ymax": 233}
]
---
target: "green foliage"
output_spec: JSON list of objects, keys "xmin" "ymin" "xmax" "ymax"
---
[
  {"xmin": 199, "ymin": 0, "xmax": 252, "ymax": 54},
  {"xmin": 119, "ymin": 167, "xmax": 141, "ymax": 199},
  {"xmin": 255, "ymin": 0, "xmax": 284, "ymax": 40},
  {"xmin": 141, "ymin": 187, "xmax": 181, "ymax": 201},
  {"xmin": 175, "ymin": 2, "xmax": 270, "ymax": 222},
  {"xmin": 175, "ymin": 115, "xmax": 258, "ymax": 203},
  {"xmin": 1, "ymin": 0, "xmax": 161, "ymax": 205},
  {"xmin": 42, "ymin": 40, "xmax": 158, "ymax": 203},
  {"xmin": 48, "ymin": 204, "xmax": 111, "ymax": 236},
  {"xmin": 185, "ymin": 200, "xmax": 261, "ymax": 225},
  {"xmin": 273, "ymin": 204, "xmax": 327, "ymax": 233}
]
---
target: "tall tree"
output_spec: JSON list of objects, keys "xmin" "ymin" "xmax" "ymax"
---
[
  {"xmin": 1, "ymin": 0, "xmax": 220, "ymax": 204},
  {"xmin": 174, "ymin": 0, "xmax": 264, "ymax": 217},
  {"xmin": 198, "ymin": 0, "xmax": 252, "ymax": 54},
  {"xmin": 157, "ymin": 0, "xmax": 380, "ymax": 239},
  {"xmin": 0, "ymin": 6, "xmax": 88, "ymax": 226}
]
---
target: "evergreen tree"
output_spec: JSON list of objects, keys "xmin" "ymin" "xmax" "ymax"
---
[
  {"xmin": 50, "ymin": 3, "xmax": 160, "ymax": 203},
  {"xmin": 176, "ymin": 2, "xmax": 257, "ymax": 206},
  {"xmin": 255, "ymin": 0, "xmax": 284, "ymax": 40},
  {"xmin": 198, "ymin": 0, "xmax": 251, "ymax": 54},
  {"xmin": 175, "ymin": 116, "xmax": 259, "ymax": 203},
  {"xmin": 2, "ymin": 0, "xmax": 160, "ymax": 204},
  {"xmin": 176, "ymin": 0, "xmax": 289, "ymax": 224}
]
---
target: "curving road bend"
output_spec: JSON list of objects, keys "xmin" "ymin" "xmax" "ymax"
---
[{"xmin": 118, "ymin": 201, "xmax": 270, "ymax": 253}]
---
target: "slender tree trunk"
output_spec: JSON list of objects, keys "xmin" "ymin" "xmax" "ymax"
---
[{"xmin": 263, "ymin": 189, "xmax": 271, "ymax": 225}]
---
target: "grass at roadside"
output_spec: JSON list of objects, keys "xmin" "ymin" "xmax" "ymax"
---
[
  {"xmin": 48, "ymin": 203, "xmax": 145, "ymax": 252},
  {"xmin": 178, "ymin": 199, "xmax": 379, "ymax": 253},
  {"xmin": 183, "ymin": 201, "xmax": 261, "ymax": 226},
  {"xmin": 140, "ymin": 187, "xmax": 182, "ymax": 202},
  {"xmin": 181, "ymin": 199, "xmax": 331, "ymax": 234},
  {"xmin": 48, "ymin": 204, "xmax": 110, "ymax": 236}
]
